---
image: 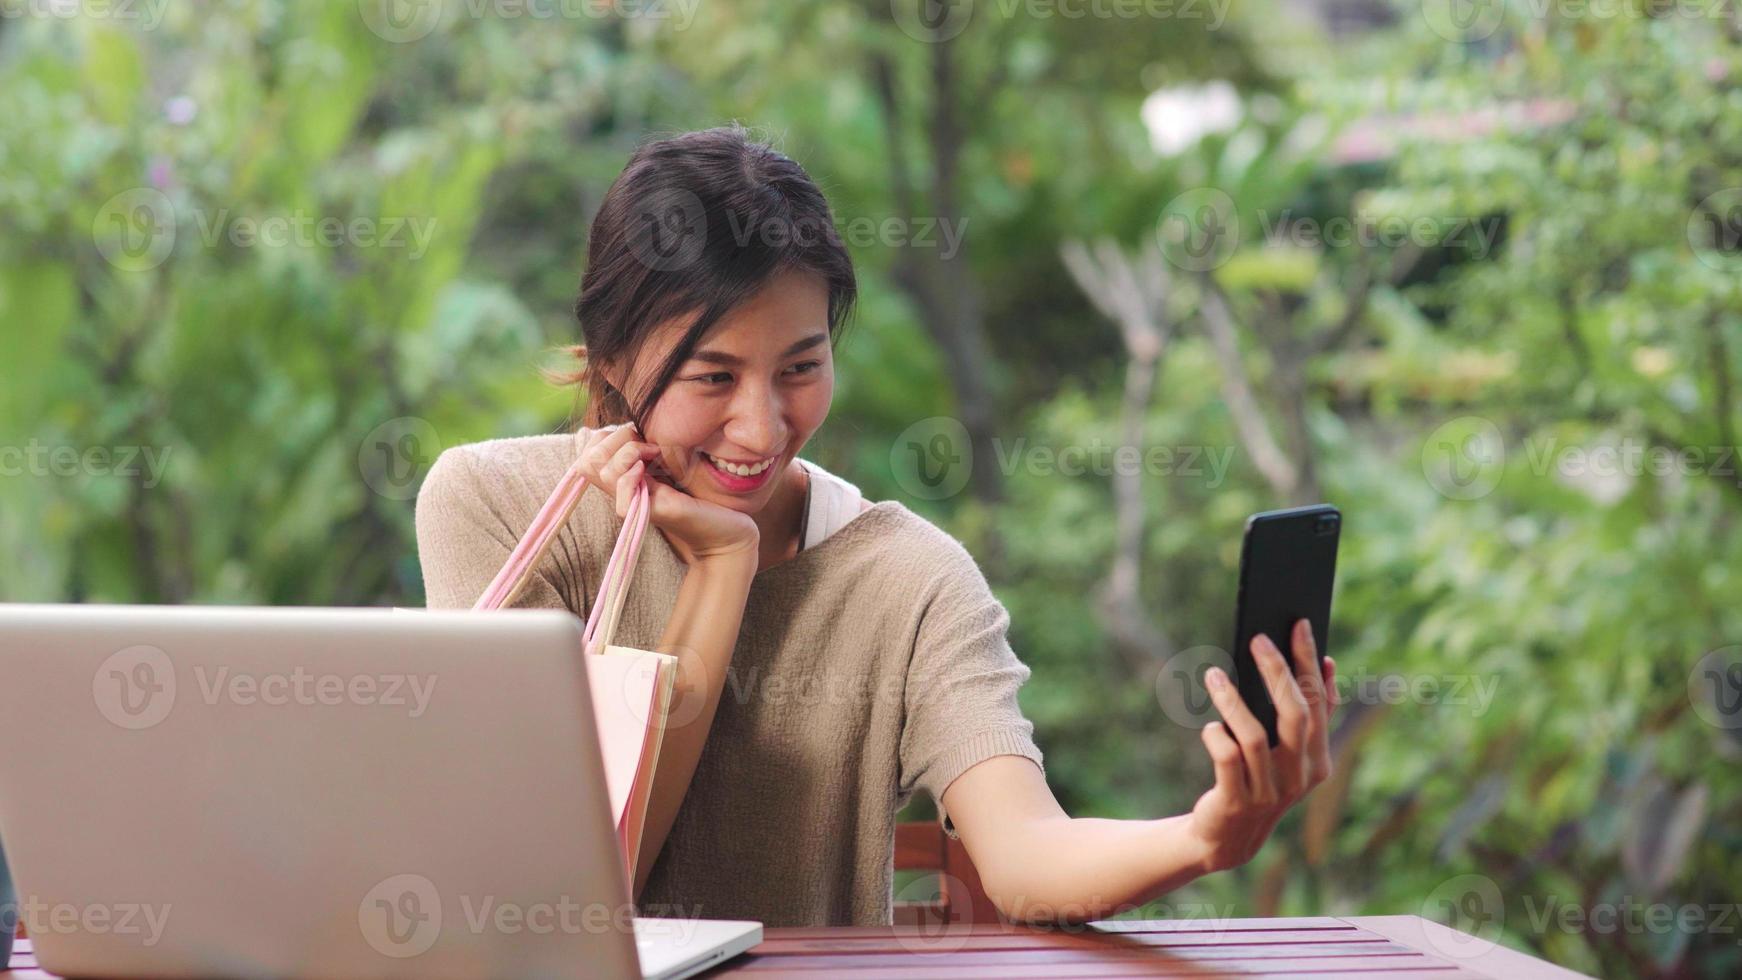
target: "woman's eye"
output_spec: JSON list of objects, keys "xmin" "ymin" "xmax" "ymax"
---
[
  {"xmin": 688, "ymin": 372, "xmax": 733, "ymax": 386},
  {"xmin": 786, "ymin": 360, "xmax": 822, "ymax": 376}
]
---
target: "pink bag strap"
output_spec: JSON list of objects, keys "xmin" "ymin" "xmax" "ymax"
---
[
  {"xmin": 581, "ymin": 479, "xmax": 649, "ymax": 656},
  {"xmin": 471, "ymin": 460, "xmax": 653, "ymax": 657}
]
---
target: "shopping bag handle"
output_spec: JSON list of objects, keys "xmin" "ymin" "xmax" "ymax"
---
[{"xmin": 472, "ymin": 460, "xmax": 653, "ymax": 657}]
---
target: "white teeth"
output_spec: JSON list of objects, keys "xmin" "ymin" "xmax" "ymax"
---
[{"xmin": 705, "ymin": 454, "xmax": 773, "ymax": 478}]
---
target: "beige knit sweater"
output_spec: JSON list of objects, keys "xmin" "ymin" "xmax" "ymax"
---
[{"xmin": 414, "ymin": 433, "xmax": 1044, "ymax": 926}]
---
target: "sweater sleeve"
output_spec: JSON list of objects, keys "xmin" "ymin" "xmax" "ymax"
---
[
  {"xmin": 414, "ymin": 445, "xmax": 584, "ymax": 612},
  {"xmin": 898, "ymin": 534, "xmax": 1045, "ymax": 838}
]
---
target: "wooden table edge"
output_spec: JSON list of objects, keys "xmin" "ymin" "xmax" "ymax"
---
[{"xmin": 1340, "ymin": 915, "xmax": 1595, "ymax": 980}]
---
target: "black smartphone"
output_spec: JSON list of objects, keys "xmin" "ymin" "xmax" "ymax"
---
[{"xmin": 1231, "ymin": 504, "xmax": 1341, "ymax": 746}]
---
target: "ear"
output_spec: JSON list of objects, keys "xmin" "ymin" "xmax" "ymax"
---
[{"xmin": 581, "ymin": 349, "xmax": 627, "ymax": 395}]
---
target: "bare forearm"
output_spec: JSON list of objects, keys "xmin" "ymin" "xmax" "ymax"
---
[
  {"xmin": 632, "ymin": 551, "xmax": 756, "ymax": 897},
  {"xmin": 977, "ymin": 814, "xmax": 1213, "ymax": 924}
]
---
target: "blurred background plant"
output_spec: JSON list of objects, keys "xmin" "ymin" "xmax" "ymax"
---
[{"xmin": 3, "ymin": 1, "xmax": 1740, "ymax": 975}]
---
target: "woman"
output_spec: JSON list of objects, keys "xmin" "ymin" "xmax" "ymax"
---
[{"xmin": 416, "ymin": 127, "xmax": 1337, "ymax": 928}]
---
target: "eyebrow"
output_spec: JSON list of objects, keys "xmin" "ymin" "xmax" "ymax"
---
[{"xmin": 688, "ymin": 332, "xmax": 829, "ymax": 367}]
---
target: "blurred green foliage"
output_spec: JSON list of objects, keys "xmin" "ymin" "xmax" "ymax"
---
[{"xmin": 2, "ymin": 3, "xmax": 1739, "ymax": 976}]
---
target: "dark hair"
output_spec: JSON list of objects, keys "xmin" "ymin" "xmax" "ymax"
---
[{"xmin": 560, "ymin": 126, "xmax": 857, "ymax": 430}]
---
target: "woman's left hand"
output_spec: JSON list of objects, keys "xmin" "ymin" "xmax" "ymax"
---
[{"xmin": 1186, "ymin": 618, "xmax": 1338, "ymax": 872}]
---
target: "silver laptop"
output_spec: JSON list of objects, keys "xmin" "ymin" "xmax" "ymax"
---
[{"xmin": 0, "ymin": 604, "xmax": 761, "ymax": 979}]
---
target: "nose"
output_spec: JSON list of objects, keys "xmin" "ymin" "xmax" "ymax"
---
[{"xmin": 722, "ymin": 379, "xmax": 788, "ymax": 457}]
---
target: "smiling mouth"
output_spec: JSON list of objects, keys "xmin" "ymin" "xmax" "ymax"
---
[{"xmin": 700, "ymin": 451, "xmax": 777, "ymax": 478}]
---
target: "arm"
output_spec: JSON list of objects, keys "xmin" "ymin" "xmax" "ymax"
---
[
  {"xmin": 942, "ymin": 621, "xmax": 1339, "ymax": 924},
  {"xmin": 940, "ymin": 757, "xmax": 1205, "ymax": 922},
  {"xmin": 632, "ymin": 549, "xmax": 757, "ymax": 898}
]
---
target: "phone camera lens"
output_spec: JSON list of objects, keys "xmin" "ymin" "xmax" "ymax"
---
[{"xmin": 1315, "ymin": 515, "xmax": 1338, "ymax": 535}]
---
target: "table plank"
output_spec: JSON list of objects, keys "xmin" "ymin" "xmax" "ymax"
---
[
  {"xmin": 6, "ymin": 915, "xmax": 1587, "ymax": 979},
  {"xmin": 1340, "ymin": 916, "xmax": 1594, "ymax": 980},
  {"xmin": 751, "ymin": 928, "xmax": 1382, "ymax": 954},
  {"xmin": 716, "ymin": 917, "xmax": 1501, "ymax": 978}
]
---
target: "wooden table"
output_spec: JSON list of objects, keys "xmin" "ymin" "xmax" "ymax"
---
[
  {"xmin": 703, "ymin": 915, "xmax": 1595, "ymax": 978},
  {"xmin": 6, "ymin": 915, "xmax": 1593, "ymax": 978}
]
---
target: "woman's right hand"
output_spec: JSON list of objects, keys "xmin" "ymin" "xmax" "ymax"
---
[{"xmin": 575, "ymin": 424, "xmax": 760, "ymax": 567}]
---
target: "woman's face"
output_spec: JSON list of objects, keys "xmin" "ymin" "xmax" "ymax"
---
[{"xmin": 617, "ymin": 269, "xmax": 834, "ymax": 516}]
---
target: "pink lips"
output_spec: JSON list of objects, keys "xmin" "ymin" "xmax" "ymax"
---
[{"xmin": 701, "ymin": 454, "xmax": 777, "ymax": 494}]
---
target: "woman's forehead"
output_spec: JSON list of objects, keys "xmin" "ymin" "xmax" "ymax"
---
[{"xmin": 644, "ymin": 272, "xmax": 830, "ymax": 362}]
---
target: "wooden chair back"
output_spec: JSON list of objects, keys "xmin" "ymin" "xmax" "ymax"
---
[{"xmin": 892, "ymin": 819, "xmax": 1002, "ymax": 925}]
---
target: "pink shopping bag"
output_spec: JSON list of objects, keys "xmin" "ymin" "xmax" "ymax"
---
[{"xmin": 473, "ymin": 459, "xmax": 677, "ymax": 885}]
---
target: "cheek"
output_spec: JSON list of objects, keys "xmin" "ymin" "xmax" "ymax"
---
[
  {"xmin": 789, "ymin": 375, "xmax": 834, "ymax": 437},
  {"xmin": 641, "ymin": 389, "xmax": 718, "ymax": 450}
]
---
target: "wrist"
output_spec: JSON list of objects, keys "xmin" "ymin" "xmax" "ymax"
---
[
  {"xmin": 1160, "ymin": 813, "xmax": 1221, "ymax": 877},
  {"xmin": 688, "ymin": 542, "xmax": 759, "ymax": 577}
]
